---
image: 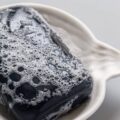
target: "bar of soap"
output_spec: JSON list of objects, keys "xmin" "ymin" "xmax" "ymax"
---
[{"xmin": 0, "ymin": 6, "xmax": 93, "ymax": 120}]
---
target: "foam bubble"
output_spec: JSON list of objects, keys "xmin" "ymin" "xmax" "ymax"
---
[{"xmin": 9, "ymin": 72, "xmax": 21, "ymax": 82}]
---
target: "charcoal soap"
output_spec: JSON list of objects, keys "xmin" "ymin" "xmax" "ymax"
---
[{"xmin": 0, "ymin": 6, "xmax": 93, "ymax": 120}]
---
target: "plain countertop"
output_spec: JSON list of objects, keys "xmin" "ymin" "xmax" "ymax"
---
[{"xmin": 0, "ymin": 0, "xmax": 120, "ymax": 120}]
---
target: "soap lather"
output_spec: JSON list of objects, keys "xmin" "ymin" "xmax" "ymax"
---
[{"xmin": 0, "ymin": 6, "xmax": 93, "ymax": 120}]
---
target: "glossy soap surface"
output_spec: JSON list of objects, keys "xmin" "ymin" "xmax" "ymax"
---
[{"xmin": 0, "ymin": 6, "xmax": 93, "ymax": 120}]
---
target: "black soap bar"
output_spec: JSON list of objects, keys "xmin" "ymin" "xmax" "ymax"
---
[{"xmin": 0, "ymin": 6, "xmax": 93, "ymax": 120}]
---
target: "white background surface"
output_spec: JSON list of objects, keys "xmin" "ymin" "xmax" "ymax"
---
[{"xmin": 0, "ymin": 0, "xmax": 120, "ymax": 120}]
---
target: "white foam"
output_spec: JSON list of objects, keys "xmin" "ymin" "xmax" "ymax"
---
[{"xmin": 0, "ymin": 7, "xmax": 92, "ymax": 108}]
